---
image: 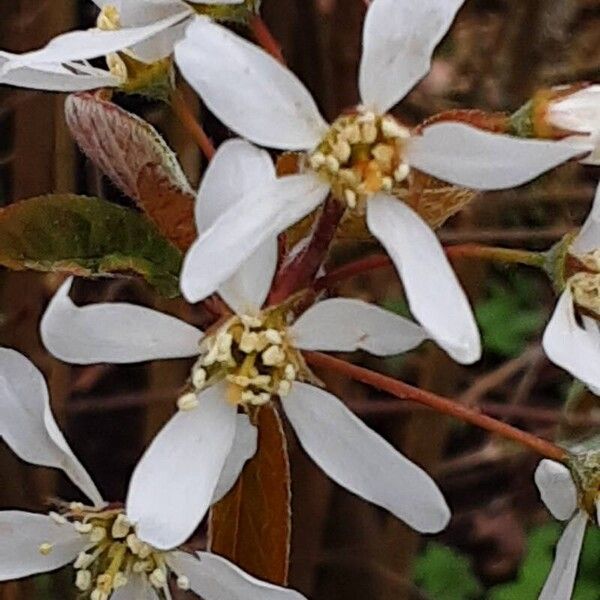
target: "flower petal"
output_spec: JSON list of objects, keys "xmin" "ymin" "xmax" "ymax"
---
[
  {"xmin": 180, "ymin": 173, "xmax": 329, "ymax": 304},
  {"xmin": 572, "ymin": 182, "xmax": 600, "ymax": 254},
  {"xmin": 407, "ymin": 123, "xmax": 586, "ymax": 190},
  {"xmin": 41, "ymin": 278, "xmax": 202, "ymax": 364},
  {"xmin": 366, "ymin": 196, "xmax": 480, "ymax": 364},
  {"xmin": 0, "ymin": 348, "xmax": 103, "ymax": 506},
  {"xmin": 291, "ymin": 297, "xmax": 428, "ymax": 355},
  {"xmin": 175, "ymin": 18, "xmax": 327, "ymax": 150},
  {"xmin": 534, "ymin": 460, "xmax": 577, "ymax": 521},
  {"xmin": 0, "ymin": 54, "xmax": 118, "ymax": 91},
  {"xmin": 2, "ymin": 12, "xmax": 190, "ymax": 70},
  {"xmin": 190, "ymin": 138, "xmax": 278, "ymax": 313},
  {"xmin": 281, "ymin": 382, "xmax": 450, "ymax": 533},
  {"xmin": 539, "ymin": 511, "xmax": 587, "ymax": 600},
  {"xmin": 167, "ymin": 551, "xmax": 307, "ymax": 600},
  {"xmin": 0, "ymin": 511, "xmax": 86, "ymax": 580},
  {"xmin": 211, "ymin": 414, "xmax": 258, "ymax": 504},
  {"xmin": 359, "ymin": 0, "xmax": 464, "ymax": 113},
  {"xmin": 111, "ymin": 575, "xmax": 160, "ymax": 600},
  {"xmin": 126, "ymin": 383, "xmax": 237, "ymax": 550},
  {"xmin": 542, "ymin": 289, "xmax": 600, "ymax": 391}
]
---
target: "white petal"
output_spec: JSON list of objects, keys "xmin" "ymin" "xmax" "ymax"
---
[
  {"xmin": 218, "ymin": 241, "xmax": 278, "ymax": 315},
  {"xmin": 175, "ymin": 18, "xmax": 327, "ymax": 150},
  {"xmin": 542, "ymin": 289, "xmax": 600, "ymax": 391},
  {"xmin": 111, "ymin": 575, "xmax": 160, "ymax": 600},
  {"xmin": 534, "ymin": 460, "xmax": 577, "ymax": 521},
  {"xmin": 359, "ymin": 0, "xmax": 464, "ymax": 113},
  {"xmin": 191, "ymin": 138, "xmax": 278, "ymax": 313},
  {"xmin": 549, "ymin": 85, "xmax": 600, "ymax": 135},
  {"xmin": 211, "ymin": 414, "xmax": 258, "ymax": 504},
  {"xmin": 407, "ymin": 123, "xmax": 585, "ymax": 190},
  {"xmin": 168, "ymin": 551, "xmax": 306, "ymax": 600},
  {"xmin": 41, "ymin": 278, "xmax": 202, "ymax": 364},
  {"xmin": 180, "ymin": 173, "xmax": 329, "ymax": 304},
  {"xmin": 572, "ymin": 182, "xmax": 600, "ymax": 254},
  {"xmin": 130, "ymin": 18, "xmax": 191, "ymax": 63},
  {"xmin": 126, "ymin": 384, "xmax": 237, "ymax": 550},
  {"xmin": 291, "ymin": 297, "xmax": 427, "ymax": 355},
  {"xmin": 539, "ymin": 511, "xmax": 588, "ymax": 600},
  {"xmin": 282, "ymin": 382, "xmax": 450, "ymax": 533},
  {"xmin": 2, "ymin": 12, "xmax": 190, "ymax": 71},
  {"xmin": 0, "ymin": 348, "xmax": 103, "ymax": 506},
  {"xmin": 0, "ymin": 54, "xmax": 118, "ymax": 91},
  {"xmin": 366, "ymin": 196, "xmax": 480, "ymax": 364},
  {"xmin": 0, "ymin": 511, "xmax": 86, "ymax": 580}
]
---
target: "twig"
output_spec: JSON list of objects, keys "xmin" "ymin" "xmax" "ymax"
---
[
  {"xmin": 170, "ymin": 89, "xmax": 216, "ymax": 160},
  {"xmin": 248, "ymin": 15, "xmax": 285, "ymax": 64},
  {"xmin": 303, "ymin": 351, "xmax": 567, "ymax": 462}
]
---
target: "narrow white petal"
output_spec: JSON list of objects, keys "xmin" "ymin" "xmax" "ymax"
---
[
  {"xmin": 191, "ymin": 138, "xmax": 278, "ymax": 313},
  {"xmin": 126, "ymin": 384, "xmax": 237, "ymax": 550},
  {"xmin": 41, "ymin": 278, "xmax": 202, "ymax": 364},
  {"xmin": 534, "ymin": 460, "xmax": 577, "ymax": 521},
  {"xmin": 0, "ymin": 349, "xmax": 103, "ymax": 506},
  {"xmin": 539, "ymin": 511, "xmax": 588, "ymax": 600},
  {"xmin": 0, "ymin": 511, "xmax": 86, "ymax": 580},
  {"xmin": 211, "ymin": 414, "xmax": 258, "ymax": 504},
  {"xmin": 291, "ymin": 298, "xmax": 428, "ymax": 355},
  {"xmin": 218, "ymin": 241, "xmax": 278, "ymax": 315},
  {"xmin": 189, "ymin": 0, "xmax": 244, "ymax": 3},
  {"xmin": 542, "ymin": 289, "xmax": 600, "ymax": 391},
  {"xmin": 130, "ymin": 18, "xmax": 191, "ymax": 63},
  {"xmin": 407, "ymin": 123, "xmax": 585, "ymax": 190},
  {"xmin": 0, "ymin": 54, "xmax": 118, "ymax": 91},
  {"xmin": 282, "ymin": 382, "xmax": 450, "ymax": 533},
  {"xmin": 175, "ymin": 18, "xmax": 327, "ymax": 150},
  {"xmin": 366, "ymin": 196, "xmax": 480, "ymax": 364},
  {"xmin": 359, "ymin": 0, "xmax": 464, "ymax": 113},
  {"xmin": 180, "ymin": 173, "xmax": 329, "ymax": 303},
  {"xmin": 168, "ymin": 551, "xmax": 306, "ymax": 600},
  {"xmin": 93, "ymin": 0, "xmax": 189, "ymax": 25},
  {"xmin": 549, "ymin": 85, "xmax": 600, "ymax": 135},
  {"xmin": 111, "ymin": 575, "xmax": 160, "ymax": 599},
  {"xmin": 3, "ymin": 12, "xmax": 189, "ymax": 71},
  {"xmin": 572, "ymin": 182, "xmax": 600, "ymax": 254}
]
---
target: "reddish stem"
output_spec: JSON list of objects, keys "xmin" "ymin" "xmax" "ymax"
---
[
  {"xmin": 249, "ymin": 15, "xmax": 285, "ymax": 64},
  {"xmin": 303, "ymin": 351, "xmax": 567, "ymax": 462},
  {"xmin": 315, "ymin": 244, "xmax": 545, "ymax": 290},
  {"xmin": 268, "ymin": 198, "xmax": 345, "ymax": 305},
  {"xmin": 170, "ymin": 89, "xmax": 216, "ymax": 160}
]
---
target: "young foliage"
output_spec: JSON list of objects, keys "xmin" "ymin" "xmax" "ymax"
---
[{"xmin": 0, "ymin": 195, "xmax": 182, "ymax": 297}]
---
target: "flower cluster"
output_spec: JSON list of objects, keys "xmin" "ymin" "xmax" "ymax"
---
[{"xmin": 0, "ymin": 0, "xmax": 599, "ymax": 599}]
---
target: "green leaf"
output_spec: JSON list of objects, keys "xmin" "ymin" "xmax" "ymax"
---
[
  {"xmin": 475, "ymin": 274, "xmax": 546, "ymax": 358},
  {"xmin": 414, "ymin": 542, "xmax": 483, "ymax": 600},
  {"xmin": 489, "ymin": 522, "xmax": 600, "ymax": 600},
  {"xmin": 0, "ymin": 195, "xmax": 182, "ymax": 297}
]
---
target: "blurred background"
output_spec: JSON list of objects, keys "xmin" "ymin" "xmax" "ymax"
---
[{"xmin": 0, "ymin": 0, "xmax": 600, "ymax": 598}]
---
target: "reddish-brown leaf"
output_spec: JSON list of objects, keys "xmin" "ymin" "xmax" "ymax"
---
[
  {"xmin": 208, "ymin": 404, "xmax": 291, "ymax": 585},
  {"xmin": 65, "ymin": 92, "xmax": 193, "ymax": 202}
]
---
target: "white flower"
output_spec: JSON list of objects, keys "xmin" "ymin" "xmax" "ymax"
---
[
  {"xmin": 0, "ymin": 0, "xmax": 244, "ymax": 91},
  {"xmin": 534, "ymin": 459, "xmax": 590, "ymax": 600},
  {"xmin": 0, "ymin": 348, "xmax": 301, "ymax": 600},
  {"xmin": 42, "ymin": 262, "xmax": 450, "ymax": 549},
  {"xmin": 173, "ymin": 0, "xmax": 587, "ymax": 364},
  {"xmin": 542, "ymin": 182, "xmax": 600, "ymax": 392},
  {"xmin": 547, "ymin": 85, "xmax": 600, "ymax": 165}
]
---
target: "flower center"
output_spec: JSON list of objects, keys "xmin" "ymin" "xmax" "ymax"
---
[
  {"xmin": 178, "ymin": 312, "xmax": 304, "ymax": 410},
  {"xmin": 307, "ymin": 110, "xmax": 411, "ymax": 211},
  {"xmin": 38, "ymin": 504, "xmax": 189, "ymax": 599}
]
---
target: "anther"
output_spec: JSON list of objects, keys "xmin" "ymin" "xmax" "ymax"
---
[
  {"xmin": 239, "ymin": 330, "xmax": 259, "ymax": 353},
  {"xmin": 394, "ymin": 163, "xmax": 410, "ymax": 183},
  {"xmin": 75, "ymin": 569, "xmax": 92, "ymax": 591},
  {"xmin": 74, "ymin": 521, "xmax": 93, "ymax": 534},
  {"xmin": 38, "ymin": 542, "xmax": 54, "ymax": 556},
  {"xmin": 192, "ymin": 366, "xmax": 207, "ymax": 389},
  {"xmin": 344, "ymin": 189, "xmax": 357, "ymax": 209},
  {"xmin": 149, "ymin": 568, "xmax": 167, "ymax": 588},
  {"xmin": 90, "ymin": 526, "xmax": 107, "ymax": 543},
  {"xmin": 111, "ymin": 513, "xmax": 131, "ymax": 539},
  {"xmin": 324, "ymin": 155, "xmax": 340, "ymax": 173},
  {"xmin": 381, "ymin": 117, "xmax": 410, "ymax": 139},
  {"xmin": 264, "ymin": 329, "xmax": 283, "ymax": 344},
  {"xmin": 177, "ymin": 575, "xmax": 191, "ymax": 590},
  {"xmin": 262, "ymin": 345, "xmax": 286, "ymax": 366},
  {"xmin": 177, "ymin": 392, "xmax": 199, "ymax": 412}
]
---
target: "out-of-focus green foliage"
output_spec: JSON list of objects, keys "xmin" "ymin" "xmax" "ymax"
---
[
  {"xmin": 475, "ymin": 273, "xmax": 546, "ymax": 358},
  {"xmin": 490, "ymin": 522, "xmax": 600, "ymax": 600},
  {"xmin": 414, "ymin": 542, "xmax": 483, "ymax": 600}
]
